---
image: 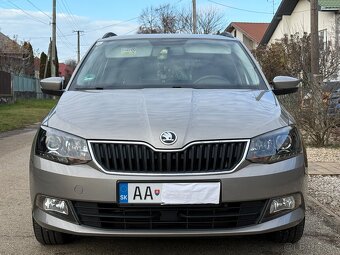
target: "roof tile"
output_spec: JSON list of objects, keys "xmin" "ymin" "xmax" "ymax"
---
[{"xmin": 226, "ymin": 22, "xmax": 270, "ymax": 43}]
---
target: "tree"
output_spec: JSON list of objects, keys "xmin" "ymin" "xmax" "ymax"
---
[
  {"xmin": 138, "ymin": 6, "xmax": 162, "ymax": 34},
  {"xmin": 54, "ymin": 45, "xmax": 59, "ymax": 76},
  {"xmin": 22, "ymin": 42, "xmax": 35, "ymax": 77},
  {"xmin": 63, "ymin": 59, "xmax": 77, "ymax": 84},
  {"xmin": 178, "ymin": 6, "xmax": 225, "ymax": 34},
  {"xmin": 137, "ymin": 3, "xmax": 224, "ymax": 34},
  {"xmin": 42, "ymin": 41, "xmax": 59, "ymax": 78},
  {"xmin": 39, "ymin": 52, "xmax": 49, "ymax": 79},
  {"xmin": 254, "ymin": 33, "xmax": 340, "ymax": 146},
  {"xmin": 65, "ymin": 59, "xmax": 77, "ymax": 70}
]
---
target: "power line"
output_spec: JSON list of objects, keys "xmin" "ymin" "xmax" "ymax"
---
[
  {"xmin": 62, "ymin": 0, "xmax": 79, "ymax": 29},
  {"xmin": 84, "ymin": 17, "xmax": 139, "ymax": 33},
  {"xmin": 59, "ymin": 0, "xmax": 79, "ymax": 31},
  {"xmin": 57, "ymin": 26, "xmax": 75, "ymax": 49},
  {"xmin": 26, "ymin": 0, "xmax": 51, "ymax": 19},
  {"xmin": 58, "ymin": 0, "xmax": 76, "ymax": 30},
  {"xmin": 5, "ymin": 0, "xmax": 50, "ymax": 25},
  {"xmin": 208, "ymin": 0, "xmax": 273, "ymax": 15},
  {"xmin": 122, "ymin": 27, "xmax": 139, "ymax": 35}
]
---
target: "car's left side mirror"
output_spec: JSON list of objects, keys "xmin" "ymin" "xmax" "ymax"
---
[
  {"xmin": 40, "ymin": 77, "xmax": 64, "ymax": 96},
  {"xmin": 272, "ymin": 76, "xmax": 300, "ymax": 95}
]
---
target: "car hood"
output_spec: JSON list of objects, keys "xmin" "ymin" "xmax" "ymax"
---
[{"xmin": 45, "ymin": 89, "xmax": 291, "ymax": 149}]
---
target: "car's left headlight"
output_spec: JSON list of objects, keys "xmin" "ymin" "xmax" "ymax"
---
[
  {"xmin": 246, "ymin": 126, "xmax": 302, "ymax": 164},
  {"xmin": 35, "ymin": 126, "xmax": 91, "ymax": 164}
]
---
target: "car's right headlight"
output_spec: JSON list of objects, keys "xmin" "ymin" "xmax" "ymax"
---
[
  {"xmin": 246, "ymin": 126, "xmax": 302, "ymax": 164},
  {"xmin": 35, "ymin": 126, "xmax": 91, "ymax": 164}
]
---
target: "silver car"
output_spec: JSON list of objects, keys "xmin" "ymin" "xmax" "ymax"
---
[{"xmin": 30, "ymin": 34, "xmax": 307, "ymax": 245}]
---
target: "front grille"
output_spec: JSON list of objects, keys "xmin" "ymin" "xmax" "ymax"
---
[
  {"xmin": 73, "ymin": 201, "xmax": 266, "ymax": 230},
  {"xmin": 90, "ymin": 141, "xmax": 247, "ymax": 173}
]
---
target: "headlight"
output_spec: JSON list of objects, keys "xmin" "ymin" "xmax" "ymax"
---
[
  {"xmin": 35, "ymin": 126, "xmax": 91, "ymax": 164},
  {"xmin": 246, "ymin": 126, "xmax": 302, "ymax": 163}
]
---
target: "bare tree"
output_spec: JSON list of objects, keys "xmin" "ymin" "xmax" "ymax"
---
[
  {"xmin": 138, "ymin": 4, "xmax": 225, "ymax": 35},
  {"xmin": 138, "ymin": 6, "xmax": 161, "ymax": 34},
  {"xmin": 177, "ymin": 7, "xmax": 193, "ymax": 33},
  {"xmin": 65, "ymin": 59, "xmax": 77, "ymax": 70},
  {"xmin": 157, "ymin": 4, "xmax": 178, "ymax": 33},
  {"xmin": 178, "ymin": 6, "xmax": 224, "ymax": 34},
  {"xmin": 254, "ymin": 33, "xmax": 340, "ymax": 146},
  {"xmin": 197, "ymin": 7, "xmax": 224, "ymax": 34},
  {"xmin": 63, "ymin": 59, "xmax": 77, "ymax": 85}
]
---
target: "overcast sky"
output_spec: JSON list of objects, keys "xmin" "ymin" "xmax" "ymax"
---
[{"xmin": 0, "ymin": 0, "xmax": 279, "ymax": 62}]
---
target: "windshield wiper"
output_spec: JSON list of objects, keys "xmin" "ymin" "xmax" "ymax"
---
[{"xmin": 74, "ymin": 87, "xmax": 104, "ymax": 90}]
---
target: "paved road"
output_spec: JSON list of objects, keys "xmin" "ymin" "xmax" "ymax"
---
[{"xmin": 0, "ymin": 130, "xmax": 339, "ymax": 255}]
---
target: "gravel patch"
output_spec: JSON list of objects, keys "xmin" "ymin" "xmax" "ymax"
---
[
  {"xmin": 307, "ymin": 147, "xmax": 340, "ymax": 162},
  {"xmin": 309, "ymin": 175, "xmax": 340, "ymax": 217}
]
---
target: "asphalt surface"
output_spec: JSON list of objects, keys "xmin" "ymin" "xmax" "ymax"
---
[{"xmin": 0, "ymin": 129, "xmax": 339, "ymax": 255}]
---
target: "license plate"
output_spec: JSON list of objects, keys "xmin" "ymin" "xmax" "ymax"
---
[{"xmin": 118, "ymin": 182, "xmax": 220, "ymax": 205}]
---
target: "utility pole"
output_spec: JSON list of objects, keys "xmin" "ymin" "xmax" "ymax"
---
[
  {"xmin": 51, "ymin": 0, "xmax": 56, "ymax": 77},
  {"xmin": 311, "ymin": 0, "xmax": 319, "ymax": 79},
  {"xmin": 73, "ymin": 30, "xmax": 84, "ymax": 63},
  {"xmin": 192, "ymin": 0, "xmax": 197, "ymax": 34}
]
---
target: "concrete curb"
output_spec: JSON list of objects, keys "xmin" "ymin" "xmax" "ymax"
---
[{"xmin": 307, "ymin": 195, "xmax": 340, "ymax": 233}]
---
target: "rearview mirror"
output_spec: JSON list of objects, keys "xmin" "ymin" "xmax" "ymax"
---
[
  {"xmin": 272, "ymin": 76, "xmax": 300, "ymax": 95},
  {"xmin": 40, "ymin": 77, "xmax": 64, "ymax": 96}
]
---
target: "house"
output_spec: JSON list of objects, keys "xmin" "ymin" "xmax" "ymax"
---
[
  {"xmin": 0, "ymin": 32, "xmax": 25, "ymax": 74},
  {"xmin": 225, "ymin": 22, "xmax": 270, "ymax": 50},
  {"xmin": 261, "ymin": 0, "xmax": 340, "ymax": 47},
  {"xmin": 59, "ymin": 63, "xmax": 74, "ymax": 78}
]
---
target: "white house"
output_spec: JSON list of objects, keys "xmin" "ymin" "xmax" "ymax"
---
[
  {"xmin": 261, "ymin": 0, "xmax": 340, "ymax": 47},
  {"xmin": 225, "ymin": 22, "xmax": 269, "ymax": 50}
]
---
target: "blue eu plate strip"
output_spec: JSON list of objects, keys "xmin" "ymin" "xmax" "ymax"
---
[{"xmin": 119, "ymin": 183, "xmax": 128, "ymax": 203}]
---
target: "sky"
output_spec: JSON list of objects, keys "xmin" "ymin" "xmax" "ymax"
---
[{"xmin": 0, "ymin": 0, "xmax": 280, "ymax": 62}]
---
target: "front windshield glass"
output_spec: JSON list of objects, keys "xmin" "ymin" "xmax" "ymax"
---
[{"xmin": 70, "ymin": 38, "xmax": 267, "ymax": 90}]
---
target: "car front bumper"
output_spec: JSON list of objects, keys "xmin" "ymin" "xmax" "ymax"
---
[{"xmin": 30, "ymin": 153, "xmax": 307, "ymax": 237}]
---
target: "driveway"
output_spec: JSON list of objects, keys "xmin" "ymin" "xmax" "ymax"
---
[{"xmin": 0, "ymin": 129, "xmax": 339, "ymax": 255}]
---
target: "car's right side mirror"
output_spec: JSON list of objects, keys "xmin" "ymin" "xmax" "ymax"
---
[
  {"xmin": 272, "ymin": 76, "xmax": 300, "ymax": 95},
  {"xmin": 40, "ymin": 77, "xmax": 64, "ymax": 96}
]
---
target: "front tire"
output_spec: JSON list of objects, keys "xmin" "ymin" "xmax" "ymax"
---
[
  {"xmin": 32, "ymin": 218, "xmax": 74, "ymax": 245},
  {"xmin": 270, "ymin": 218, "xmax": 305, "ymax": 243}
]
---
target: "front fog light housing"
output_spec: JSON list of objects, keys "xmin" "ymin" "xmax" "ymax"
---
[
  {"xmin": 36, "ymin": 195, "xmax": 69, "ymax": 215},
  {"xmin": 43, "ymin": 197, "xmax": 69, "ymax": 215},
  {"xmin": 268, "ymin": 193, "xmax": 302, "ymax": 215},
  {"xmin": 270, "ymin": 196, "xmax": 295, "ymax": 214}
]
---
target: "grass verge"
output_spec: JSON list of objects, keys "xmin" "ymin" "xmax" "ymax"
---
[{"xmin": 0, "ymin": 99, "xmax": 57, "ymax": 132}]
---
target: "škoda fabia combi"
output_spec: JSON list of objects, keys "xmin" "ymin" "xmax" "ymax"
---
[{"xmin": 30, "ymin": 33, "xmax": 307, "ymax": 245}]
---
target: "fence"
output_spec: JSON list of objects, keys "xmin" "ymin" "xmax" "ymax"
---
[
  {"xmin": 0, "ymin": 71, "xmax": 13, "ymax": 103},
  {"xmin": 0, "ymin": 71, "xmax": 46, "ymax": 103},
  {"xmin": 12, "ymin": 74, "xmax": 44, "ymax": 99}
]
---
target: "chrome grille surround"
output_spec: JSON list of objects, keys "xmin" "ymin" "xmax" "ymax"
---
[{"xmin": 88, "ymin": 140, "xmax": 250, "ymax": 176}]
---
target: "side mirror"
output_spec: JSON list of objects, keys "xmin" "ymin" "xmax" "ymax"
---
[
  {"xmin": 40, "ymin": 77, "xmax": 64, "ymax": 96},
  {"xmin": 272, "ymin": 76, "xmax": 300, "ymax": 95}
]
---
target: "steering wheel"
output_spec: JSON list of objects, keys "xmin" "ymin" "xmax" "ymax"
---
[{"xmin": 194, "ymin": 75, "xmax": 231, "ymax": 85}]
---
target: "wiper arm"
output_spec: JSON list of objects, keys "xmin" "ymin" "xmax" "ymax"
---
[{"xmin": 74, "ymin": 87, "xmax": 104, "ymax": 90}]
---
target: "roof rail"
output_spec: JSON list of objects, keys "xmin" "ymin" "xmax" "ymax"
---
[
  {"xmin": 219, "ymin": 32, "xmax": 234, "ymax": 38},
  {"xmin": 102, "ymin": 32, "xmax": 117, "ymax": 39}
]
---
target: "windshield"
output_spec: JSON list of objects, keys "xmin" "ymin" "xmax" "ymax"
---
[{"xmin": 70, "ymin": 38, "xmax": 267, "ymax": 90}]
